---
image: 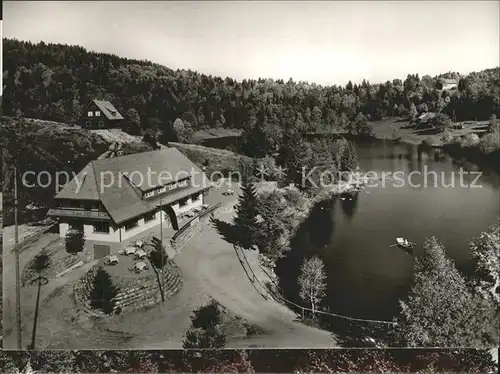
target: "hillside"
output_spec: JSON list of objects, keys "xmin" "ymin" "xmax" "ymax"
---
[
  {"xmin": 3, "ymin": 39, "xmax": 499, "ymax": 158},
  {"xmin": 1, "ymin": 117, "xmax": 154, "ymax": 226},
  {"xmin": 169, "ymin": 141, "xmax": 253, "ymax": 176}
]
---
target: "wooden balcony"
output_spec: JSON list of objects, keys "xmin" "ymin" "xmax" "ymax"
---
[{"xmin": 47, "ymin": 208, "xmax": 111, "ymax": 221}]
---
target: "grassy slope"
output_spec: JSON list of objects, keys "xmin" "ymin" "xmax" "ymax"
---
[
  {"xmin": 369, "ymin": 117, "xmax": 489, "ymax": 146},
  {"xmin": 191, "ymin": 128, "xmax": 243, "ymax": 142},
  {"xmin": 2, "ymin": 118, "xmax": 250, "ymax": 224},
  {"xmin": 1, "ymin": 118, "xmax": 154, "ymax": 225},
  {"xmin": 169, "ymin": 141, "xmax": 254, "ymax": 175}
]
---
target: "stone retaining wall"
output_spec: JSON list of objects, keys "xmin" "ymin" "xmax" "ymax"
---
[
  {"xmin": 170, "ymin": 203, "xmax": 225, "ymax": 255},
  {"xmin": 170, "ymin": 219, "xmax": 206, "ymax": 255},
  {"xmin": 74, "ymin": 262, "xmax": 182, "ymax": 316}
]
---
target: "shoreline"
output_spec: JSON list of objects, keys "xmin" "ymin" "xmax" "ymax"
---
[
  {"xmin": 255, "ymin": 173, "xmax": 370, "ymax": 285},
  {"xmin": 370, "ymin": 123, "xmax": 500, "ymax": 173}
]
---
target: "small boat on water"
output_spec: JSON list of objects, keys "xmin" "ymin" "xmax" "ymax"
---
[{"xmin": 395, "ymin": 237, "xmax": 415, "ymax": 249}]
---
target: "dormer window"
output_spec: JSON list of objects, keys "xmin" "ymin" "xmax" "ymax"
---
[{"xmin": 106, "ymin": 107, "xmax": 117, "ymax": 116}]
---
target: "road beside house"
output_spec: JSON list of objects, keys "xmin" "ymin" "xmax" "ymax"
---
[
  {"xmin": 3, "ymin": 181, "xmax": 336, "ymax": 349},
  {"xmin": 172, "ymin": 208, "xmax": 337, "ymax": 348}
]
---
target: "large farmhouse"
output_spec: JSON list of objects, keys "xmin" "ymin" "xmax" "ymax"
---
[
  {"xmin": 47, "ymin": 148, "xmax": 211, "ymax": 246},
  {"xmin": 76, "ymin": 99, "xmax": 124, "ymax": 129}
]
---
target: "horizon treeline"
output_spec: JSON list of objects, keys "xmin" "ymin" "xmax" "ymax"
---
[{"xmin": 2, "ymin": 38, "xmax": 500, "ymax": 138}]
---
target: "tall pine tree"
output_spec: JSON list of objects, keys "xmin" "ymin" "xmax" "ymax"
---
[
  {"xmin": 233, "ymin": 176, "xmax": 260, "ymax": 250},
  {"xmin": 89, "ymin": 267, "xmax": 119, "ymax": 315},
  {"xmin": 340, "ymin": 140, "xmax": 358, "ymax": 172},
  {"xmin": 278, "ymin": 131, "xmax": 313, "ymax": 190}
]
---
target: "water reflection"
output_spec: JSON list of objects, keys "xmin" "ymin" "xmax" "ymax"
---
[
  {"xmin": 306, "ymin": 199, "xmax": 336, "ymax": 248},
  {"xmin": 339, "ymin": 191, "xmax": 359, "ymax": 221},
  {"xmin": 276, "ymin": 137, "xmax": 499, "ymax": 325}
]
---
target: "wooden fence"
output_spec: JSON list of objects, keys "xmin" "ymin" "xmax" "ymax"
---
[{"xmin": 231, "ymin": 243, "xmax": 398, "ymax": 344}]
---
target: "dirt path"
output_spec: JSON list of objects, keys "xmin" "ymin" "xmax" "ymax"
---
[
  {"xmin": 129, "ymin": 206, "xmax": 337, "ymax": 349},
  {"xmin": 2, "ymin": 233, "xmax": 105, "ymax": 349},
  {"xmin": 3, "ymin": 189, "xmax": 336, "ymax": 349},
  {"xmin": 173, "ymin": 210, "xmax": 337, "ymax": 348}
]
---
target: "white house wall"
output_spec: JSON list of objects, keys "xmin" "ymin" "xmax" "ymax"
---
[
  {"xmin": 84, "ymin": 223, "xmax": 120, "ymax": 242},
  {"xmin": 57, "ymin": 192, "xmax": 205, "ymax": 243},
  {"xmin": 59, "ymin": 222, "xmax": 70, "ymax": 238},
  {"xmin": 119, "ymin": 211, "xmax": 163, "ymax": 241}
]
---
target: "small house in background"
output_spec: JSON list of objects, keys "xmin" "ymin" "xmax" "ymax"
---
[
  {"xmin": 77, "ymin": 99, "xmax": 124, "ymax": 129},
  {"xmin": 414, "ymin": 112, "xmax": 438, "ymax": 129},
  {"xmin": 436, "ymin": 78, "xmax": 458, "ymax": 91}
]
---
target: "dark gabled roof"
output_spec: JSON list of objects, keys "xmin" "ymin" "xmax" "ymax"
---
[
  {"xmin": 54, "ymin": 148, "xmax": 212, "ymax": 224},
  {"xmin": 55, "ymin": 163, "xmax": 101, "ymax": 201},
  {"xmin": 91, "ymin": 148, "xmax": 203, "ymax": 190},
  {"xmin": 91, "ymin": 100, "xmax": 124, "ymax": 121}
]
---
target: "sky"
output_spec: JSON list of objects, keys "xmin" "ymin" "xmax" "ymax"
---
[{"xmin": 2, "ymin": 1, "xmax": 500, "ymax": 88}]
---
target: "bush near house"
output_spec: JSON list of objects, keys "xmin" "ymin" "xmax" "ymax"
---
[
  {"xmin": 183, "ymin": 300, "xmax": 226, "ymax": 349},
  {"xmin": 65, "ymin": 229, "xmax": 85, "ymax": 255}
]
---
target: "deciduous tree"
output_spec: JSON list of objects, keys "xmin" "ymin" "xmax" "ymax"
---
[
  {"xmin": 182, "ymin": 300, "xmax": 226, "ymax": 348},
  {"xmin": 298, "ymin": 255, "xmax": 327, "ymax": 319},
  {"xmin": 470, "ymin": 222, "xmax": 500, "ymax": 305},
  {"xmin": 398, "ymin": 236, "xmax": 498, "ymax": 347},
  {"xmin": 124, "ymin": 108, "xmax": 141, "ymax": 135},
  {"xmin": 65, "ymin": 229, "xmax": 85, "ymax": 255}
]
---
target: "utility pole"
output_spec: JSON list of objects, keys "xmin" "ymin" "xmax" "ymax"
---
[
  {"xmin": 27, "ymin": 276, "xmax": 48, "ymax": 350},
  {"xmin": 14, "ymin": 166, "xmax": 22, "ymax": 349},
  {"xmin": 160, "ymin": 196, "xmax": 164, "ymax": 301}
]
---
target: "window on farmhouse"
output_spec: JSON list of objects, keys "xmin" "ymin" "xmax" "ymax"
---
[
  {"xmin": 88, "ymin": 111, "xmax": 93, "ymax": 117},
  {"xmin": 93, "ymin": 222, "xmax": 110, "ymax": 233},
  {"xmin": 125, "ymin": 219, "xmax": 139, "ymax": 231},
  {"xmin": 95, "ymin": 111, "xmax": 101, "ymax": 116}
]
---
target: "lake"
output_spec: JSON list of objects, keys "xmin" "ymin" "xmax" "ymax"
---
[{"xmin": 274, "ymin": 138, "xmax": 500, "ymax": 322}]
